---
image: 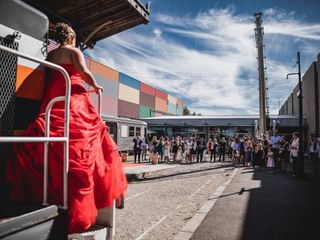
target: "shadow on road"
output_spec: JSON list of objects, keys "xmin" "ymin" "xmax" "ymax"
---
[
  {"xmin": 241, "ymin": 164, "xmax": 320, "ymax": 240},
  {"xmin": 131, "ymin": 164, "xmax": 234, "ymax": 183}
]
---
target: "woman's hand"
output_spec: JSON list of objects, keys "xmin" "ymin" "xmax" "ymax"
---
[{"xmin": 94, "ymin": 85, "xmax": 103, "ymax": 94}]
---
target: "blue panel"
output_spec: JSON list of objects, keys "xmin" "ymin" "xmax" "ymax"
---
[
  {"xmin": 177, "ymin": 106, "xmax": 183, "ymax": 115},
  {"xmin": 119, "ymin": 72, "xmax": 140, "ymax": 90},
  {"xmin": 168, "ymin": 102, "xmax": 176, "ymax": 114}
]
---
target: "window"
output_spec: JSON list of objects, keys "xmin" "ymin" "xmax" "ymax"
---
[
  {"xmin": 129, "ymin": 126, "xmax": 135, "ymax": 137},
  {"xmin": 121, "ymin": 125, "xmax": 128, "ymax": 137},
  {"xmin": 136, "ymin": 127, "xmax": 141, "ymax": 136},
  {"xmin": 106, "ymin": 122, "xmax": 117, "ymax": 141}
]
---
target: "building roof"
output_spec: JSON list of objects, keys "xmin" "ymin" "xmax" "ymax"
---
[
  {"xmin": 142, "ymin": 115, "xmax": 301, "ymax": 120},
  {"xmin": 142, "ymin": 115, "xmax": 305, "ymax": 127},
  {"xmin": 101, "ymin": 114, "xmax": 147, "ymax": 125},
  {"xmin": 23, "ymin": 0, "xmax": 149, "ymax": 49}
]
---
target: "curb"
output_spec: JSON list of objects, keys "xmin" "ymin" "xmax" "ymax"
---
[
  {"xmin": 173, "ymin": 168, "xmax": 239, "ymax": 240},
  {"xmin": 125, "ymin": 165, "xmax": 176, "ymax": 182}
]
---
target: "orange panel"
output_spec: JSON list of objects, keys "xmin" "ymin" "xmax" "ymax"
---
[
  {"xmin": 88, "ymin": 58, "xmax": 119, "ymax": 82},
  {"xmin": 155, "ymin": 97, "xmax": 167, "ymax": 112},
  {"xmin": 13, "ymin": 130, "xmax": 24, "ymax": 136},
  {"xmin": 16, "ymin": 65, "xmax": 45, "ymax": 100}
]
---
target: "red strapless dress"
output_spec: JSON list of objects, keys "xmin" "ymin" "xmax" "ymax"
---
[{"xmin": 6, "ymin": 64, "xmax": 127, "ymax": 233}]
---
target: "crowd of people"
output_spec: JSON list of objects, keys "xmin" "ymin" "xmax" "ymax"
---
[
  {"xmin": 132, "ymin": 131, "xmax": 320, "ymax": 177},
  {"xmin": 132, "ymin": 135, "xmax": 228, "ymax": 164}
]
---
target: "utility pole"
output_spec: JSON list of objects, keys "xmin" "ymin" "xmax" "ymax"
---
[
  {"xmin": 254, "ymin": 12, "xmax": 269, "ymax": 137},
  {"xmin": 287, "ymin": 52, "xmax": 304, "ymax": 178}
]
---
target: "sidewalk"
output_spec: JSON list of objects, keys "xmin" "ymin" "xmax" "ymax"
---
[
  {"xmin": 123, "ymin": 155, "xmax": 176, "ymax": 181},
  {"xmin": 122, "ymin": 155, "xmax": 232, "ymax": 181},
  {"xmin": 189, "ymin": 167, "xmax": 320, "ymax": 240}
]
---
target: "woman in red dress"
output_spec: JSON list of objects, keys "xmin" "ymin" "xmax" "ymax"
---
[{"xmin": 6, "ymin": 23, "xmax": 127, "ymax": 233}]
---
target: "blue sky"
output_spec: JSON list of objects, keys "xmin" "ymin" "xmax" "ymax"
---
[{"xmin": 85, "ymin": 0, "xmax": 320, "ymax": 115}]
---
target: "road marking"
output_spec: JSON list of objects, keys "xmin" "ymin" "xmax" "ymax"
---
[
  {"xmin": 135, "ymin": 215, "xmax": 168, "ymax": 240},
  {"xmin": 174, "ymin": 168, "xmax": 239, "ymax": 240},
  {"xmin": 126, "ymin": 188, "xmax": 152, "ymax": 201},
  {"xmin": 134, "ymin": 172, "xmax": 219, "ymax": 240},
  {"xmin": 188, "ymin": 178, "xmax": 213, "ymax": 200}
]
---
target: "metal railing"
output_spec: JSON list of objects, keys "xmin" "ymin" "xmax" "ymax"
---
[
  {"xmin": 0, "ymin": 44, "xmax": 70, "ymax": 209},
  {"xmin": 88, "ymin": 86, "xmax": 117, "ymax": 240},
  {"xmin": 87, "ymin": 88, "xmax": 103, "ymax": 114},
  {"xmin": 0, "ymin": 44, "xmax": 113, "ymax": 239}
]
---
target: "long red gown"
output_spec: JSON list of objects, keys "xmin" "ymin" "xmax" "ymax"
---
[{"xmin": 6, "ymin": 64, "xmax": 127, "ymax": 233}]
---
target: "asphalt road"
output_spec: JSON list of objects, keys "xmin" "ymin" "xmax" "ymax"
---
[{"xmin": 114, "ymin": 162, "xmax": 234, "ymax": 240}]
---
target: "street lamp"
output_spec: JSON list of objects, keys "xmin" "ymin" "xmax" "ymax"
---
[{"xmin": 286, "ymin": 51, "xmax": 304, "ymax": 178}]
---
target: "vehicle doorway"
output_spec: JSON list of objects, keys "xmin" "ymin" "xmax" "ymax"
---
[{"xmin": 106, "ymin": 122, "xmax": 117, "ymax": 143}]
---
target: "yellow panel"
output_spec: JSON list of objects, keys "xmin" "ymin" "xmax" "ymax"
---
[
  {"xmin": 167, "ymin": 95, "xmax": 177, "ymax": 104},
  {"xmin": 119, "ymin": 83, "xmax": 140, "ymax": 104}
]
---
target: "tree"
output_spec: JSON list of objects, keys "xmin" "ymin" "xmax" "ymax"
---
[
  {"xmin": 183, "ymin": 106, "xmax": 202, "ymax": 116},
  {"xmin": 183, "ymin": 106, "xmax": 190, "ymax": 115}
]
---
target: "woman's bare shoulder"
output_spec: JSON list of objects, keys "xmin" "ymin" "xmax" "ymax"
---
[
  {"xmin": 69, "ymin": 47, "xmax": 85, "ymax": 62},
  {"xmin": 49, "ymin": 47, "xmax": 80, "ymax": 55},
  {"xmin": 69, "ymin": 47, "xmax": 83, "ymax": 55}
]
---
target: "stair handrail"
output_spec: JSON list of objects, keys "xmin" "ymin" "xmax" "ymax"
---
[{"xmin": 0, "ymin": 44, "xmax": 70, "ymax": 209}]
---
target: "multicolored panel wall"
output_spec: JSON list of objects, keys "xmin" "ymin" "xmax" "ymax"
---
[
  {"xmin": 139, "ymin": 105, "xmax": 155, "ymax": 118},
  {"xmin": 177, "ymin": 99, "xmax": 184, "ymax": 115},
  {"xmin": 85, "ymin": 57, "xmax": 119, "ymax": 116},
  {"xmin": 118, "ymin": 73, "xmax": 140, "ymax": 118},
  {"xmin": 83, "ymin": 57, "xmax": 184, "ymax": 119},
  {"xmin": 155, "ymin": 89, "xmax": 168, "ymax": 114},
  {"xmin": 166, "ymin": 94, "xmax": 184, "ymax": 115},
  {"xmin": 139, "ymin": 82, "xmax": 156, "ymax": 118},
  {"xmin": 167, "ymin": 94, "xmax": 177, "ymax": 115},
  {"xmin": 118, "ymin": 100, "xmax": 139, "ymax": 119}
]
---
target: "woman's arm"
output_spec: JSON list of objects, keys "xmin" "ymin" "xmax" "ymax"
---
[{"xmin": 71, "ymin": 48, "xmax": 102, "ymax": 93}]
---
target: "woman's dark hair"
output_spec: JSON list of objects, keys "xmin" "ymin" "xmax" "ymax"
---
[
  {"xmin": 54, "ymin": 22, "xmax": 75, "ymax": 45},
  {"xmin": 292, "ymin": 132, "xmax": 299, "ymax": 137}
]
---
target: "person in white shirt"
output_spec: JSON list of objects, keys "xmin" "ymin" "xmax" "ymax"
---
[
  {"xmin": 271, "ymin": 131, "xmax": 283, "ymax": 171},
  {"xmin": 186, "ymin": 137, "xmax": 193, "ymax": 164},
  {"xmin": 232, "ymin": 138, "xmax": 241, "ymax": 164},
  {"xmin": 141, "ymin": 136, "xmax": 149, "ymax": 161},
  {"xmin": 290, "ymin": 132, "xmax": 299, "ymax": 177},
  {"xmin": 309, "ymin": 133, "xmax": 320, "ymax": 176}
]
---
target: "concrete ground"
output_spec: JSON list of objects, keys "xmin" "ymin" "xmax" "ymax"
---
[
  {"xmin": 121, "ymin": 154, "xmax": 320, "ymax": 240},
  {"xmin": 189, "ymin": 167, "xmax": 320, "ymax": 240},
  {"xmin": 115, "ymin": 161, "xmax": 234, "ymax": 240}
]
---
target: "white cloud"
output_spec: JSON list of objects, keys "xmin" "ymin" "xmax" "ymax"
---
[
  {"xmin": 153, "ymin": 28, "xmax": 162, "ymax": 38},
  {"xmin": 86, "ymin": 7, "xmax": 320, "ymax": 115}
]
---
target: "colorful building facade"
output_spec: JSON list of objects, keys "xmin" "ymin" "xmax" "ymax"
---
[{"xmin": 85, "ymin": 57, "xmax": 184, "ymax": 119}]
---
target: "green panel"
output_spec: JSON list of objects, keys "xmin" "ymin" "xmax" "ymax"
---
[
  {"xmin": 139, "ymin": 105, "xmax": 152, "ymax": 118},
  {"xmin": 150, "ymin": 109, "xmax": 155, "ymax": 117}
]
